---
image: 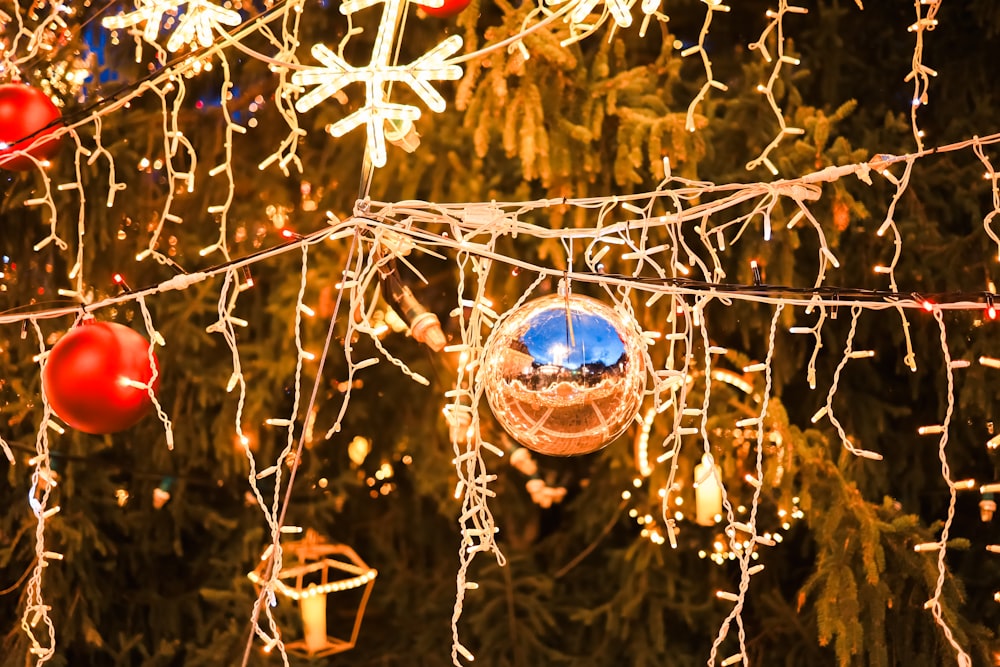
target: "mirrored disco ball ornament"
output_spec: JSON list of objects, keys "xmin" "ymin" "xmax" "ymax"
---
[{"xmin": 481, "ymin": 294, "xmax": 646, "ymax": 456}]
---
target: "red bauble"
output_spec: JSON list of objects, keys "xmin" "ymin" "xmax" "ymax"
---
[
  {"xmin": 418, "ymin": 0, "xmax": 470, "ymax": 18},
  {"xmin": 43, "ymin": 321, "xmax": 159, "ymax": 434},
  {"xmin": 0, "ymin": 83, "xmax": 62, "ymax": 171}
]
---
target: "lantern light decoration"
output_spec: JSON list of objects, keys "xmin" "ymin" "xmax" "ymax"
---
[{"xmin": 248, "ymin": 530, "xmax": 377, "ymax": 657}]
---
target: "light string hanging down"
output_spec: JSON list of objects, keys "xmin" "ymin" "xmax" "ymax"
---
[
  {"xmin": 446, "ymin": 236, "xmax": 519, "ymax": 666},
  {"xmin": 919, "ymin": 308, "xmax": 973, "ymax": 667},
  {"xmin": 707, "ymin": 304, "xmax": 783, "ymax": 667},
  {"xmin": 241, "ymin": 243, "xmax": 313, "ymax": 666},
  {"xmin": 745, "ymin": 1, "xmax": 808, "ymax": 175},
  {"xmin": 0, "ymin": 1, "xmax": 994, "ymax": 665},
  {"xmin": 682, "ymin": 0, "xmax": 731, "ymax": 133},
  {"xmin": 867, "ymin": 0, "xmax": 943, "ymax": 377},
  {"xmin": 20, "ymin": 319, "xmax": 61, "ymax": 666}
]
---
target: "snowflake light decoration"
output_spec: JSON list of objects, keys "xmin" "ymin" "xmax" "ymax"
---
[
  {"xmin": 571, "ymin": 0, "xmax": 634, "ymax": 28},
  {"xmin": 547, "ymin": 0, "xmax": 635, "ymax": 30},
  {"xmin": 102, "ymin": 0, "xmax": 242, "ymax": 53},
  {"xmin": 290, "ymin": 0, "xmax": 463, "ymax": 168}
]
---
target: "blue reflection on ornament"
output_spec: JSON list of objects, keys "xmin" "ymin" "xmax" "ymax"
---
[{"xmin": 521, "ymin": 308, "xmax": 627, "ymax": 370}]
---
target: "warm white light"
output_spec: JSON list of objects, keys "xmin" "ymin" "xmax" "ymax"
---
[
  {"xmin": 102, "ymin": 0, "xmax": 242, "ymax": 52},
  {"xmin": 292, "ymin": 15, "xmax": 462, "ymax": 169}
]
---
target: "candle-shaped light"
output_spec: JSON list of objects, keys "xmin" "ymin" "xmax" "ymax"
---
[
  {"xmin": 300, "ymin": 586, "xmax": 328, "ymax": 654},
  {"xmin": 694, "ymin": 453, "xmax": 723, "ymax": 526}
]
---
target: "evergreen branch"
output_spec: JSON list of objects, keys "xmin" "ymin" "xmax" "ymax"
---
[
  {"xmin": 0, "ymin": 559, "xmax": 35, "ymax": 597},
  {"xmin": 553, "ymin": 498, "xmax": 628, "ymax": 579}
]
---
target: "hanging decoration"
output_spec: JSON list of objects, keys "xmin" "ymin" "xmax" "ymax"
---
[
  {"xmin": 290, "ymin": 0, "xmax": 463, "ymax": 168},
  {"xmin": 480, "ymin": 292, "xmax": 647, "ymax": 456},
  {"xmin": 0, "ymin": 83, "xmax": 61, "ymax": 170},
  {"xmin": 42, "ymin": 319, "xmax": 159, "ymax": 434},
  {"xmin": 247, "ymin": 529, "xmax": 378, "ymax": 658},
  {"xmin": 101, "ymin": 0, "xmax": 243, "ymax": 52}
]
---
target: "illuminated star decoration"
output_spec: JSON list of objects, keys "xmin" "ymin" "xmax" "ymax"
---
[
  {"xmin": 101, "ymin": 0, "xmax": 243, "ymax": 52},
  {"xmin": 290, "ymin": 0, "xmax": 463, "ymax": 168}
]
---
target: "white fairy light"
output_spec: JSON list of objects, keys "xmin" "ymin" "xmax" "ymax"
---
[
  {"xmin": 682, "ymin": 0, "xmax": 731, "ymax": 133},
  {"xmin": 20, "ymin": 319, "xmax": 59, "ymax": 664},
  {"xmin": 136, "ymin": 296, "xmax": 175, "ymax": 450},
  {"xmin": 706, "ymin": 305, "xmax": 783, "ymax": 667},
  {"xmin": 745, "ymin": 1, "xmax": 808, "ymax": 175},
  {"xmin": 905, "ymin": 0, "xmax": 940, "ymax": 150},
  {"xmin": 917, "ymin": 310, "xmax": 974, "ymax": 667}
]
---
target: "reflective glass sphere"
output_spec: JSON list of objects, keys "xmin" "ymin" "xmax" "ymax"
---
[{"xmin": 481, "ymin": 293, "xmax": 646, "ymax": 456}]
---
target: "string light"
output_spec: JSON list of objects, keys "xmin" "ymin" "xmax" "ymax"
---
[
  {"xmin": 20, "ymin": 319, "xmax": 58, "ymax": 663},
  {"xmin": 566, "ymin": 0, "xmax": 634, "ymax": 31},
  {"xmin": 0, "ymin": 2, "xmax": 991, "ymax": 665},
  {"xmin": 681, "ymin": 0, "xmax": 731, "ymax": 133},
  {"xmin": 745, "ymin": 1, "xmax": 808, "ymax": 175},
  {"xmin": 101, "ymin": 1, "xmax": 243, "ymax": 53}
]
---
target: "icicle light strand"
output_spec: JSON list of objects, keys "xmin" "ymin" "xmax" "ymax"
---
[
  {"xmin": 708, "ymin": 304, "xmax": 783, "ymax": 666},
  {"xmin": 924, "ymin": 309, "xmax": 973, "ymax": 667},
  {"xmin": 906, "ymin": 0, "xmax": 940, "ymax": 151},
  {"xmin": 449, "ymin": 238, "xmax": 510, "ymax": 666},
  {"xmin": 21, "ymin": 319, "xmax": 58, "ymax": 665},
  {"xmin": 745, "ymin": 1, "xmax": 807, "ymax": 175},
  {"xmin": 820, "ymin": 306, "xmax": 883, "ymax": 460},
  {"xmin": 136, "ymin": 295, "xmax": 175, "ymax": 449},
  {"xmin": 682, "ymin": 0, "xmax": 731, "ymax": 133}
]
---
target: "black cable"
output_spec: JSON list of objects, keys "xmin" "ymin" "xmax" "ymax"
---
[{"xmin": 592, "ymin": 272, "xmax": 1000, "ymax": 308}]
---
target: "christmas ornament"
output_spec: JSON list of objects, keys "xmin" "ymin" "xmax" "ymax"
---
[
  {"xmin": 247, "ymin": 529, "xmax": 377, "ymax": 657},
  {"xmin": 418, "ymin": 0, "xmax": 470, "ymax": 18},
  {"xmin": 0, "ymin": 84, "xmax": 62, "ymax": 171},
  {"xmin": 43, "ymin": 320, "xmax": 158, "ymax": 434},
  {"xmin": 481, "ymin": 293, "xmax": 646, "ymax": 456}
]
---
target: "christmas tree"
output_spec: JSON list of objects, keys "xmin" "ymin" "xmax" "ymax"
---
[{"xmin": 1, "ymin": 0, "xmax": 999, "ymax": 665}]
